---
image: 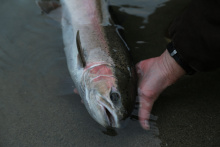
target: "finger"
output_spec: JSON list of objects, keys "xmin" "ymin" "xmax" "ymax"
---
[
  {"xmin": 138, "ymin": 95, "xmax": 155, "ymax": 130},
  {"xmin": 74, "ymin": 88, "xmax": 79, "ymax": 94}
]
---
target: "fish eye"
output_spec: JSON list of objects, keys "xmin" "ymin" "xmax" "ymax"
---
[{"xmin": 110, "ymin": 92, "xmax": 120, "ymax": 102}]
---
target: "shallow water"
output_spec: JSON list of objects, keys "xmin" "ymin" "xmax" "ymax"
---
[{"xmin": 0, "ymin": 0, "xmax": 219, "ymax": 146}]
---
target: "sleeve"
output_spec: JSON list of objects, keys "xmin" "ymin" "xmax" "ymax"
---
[{"xmin": 169, "ymin": 0, "xmax": 220, "ymax": 72}]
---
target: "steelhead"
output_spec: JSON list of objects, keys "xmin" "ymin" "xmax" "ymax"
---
[{"xmin": 37, "ymin": 0, "xmax": 136, "ymax": 128}]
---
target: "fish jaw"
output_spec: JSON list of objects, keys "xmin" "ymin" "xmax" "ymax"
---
[{"xmin": 98, "ymin": 101, "xmax": 119, "ymax": 128}]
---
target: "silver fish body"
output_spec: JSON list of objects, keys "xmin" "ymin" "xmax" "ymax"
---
[{"xmin": 60, "ymin": 0, "xmax": 136, "ymax": 128}]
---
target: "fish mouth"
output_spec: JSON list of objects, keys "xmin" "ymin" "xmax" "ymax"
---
[
  {"xmin": 104, "ymin": 106, "xmax": 115, "ymax": 127},
  {"xmin": 99, "ymin": 103, "xmax": 118, "ymax": 128}
]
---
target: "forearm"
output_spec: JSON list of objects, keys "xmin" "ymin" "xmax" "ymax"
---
[{"xmin": 169, "ymin": 0, "xmax": 220, "ymax": 72}]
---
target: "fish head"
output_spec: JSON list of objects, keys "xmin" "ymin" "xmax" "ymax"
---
[{"xmin": 83, "ymin": 65, "xmax": 136, "ymax": 128}]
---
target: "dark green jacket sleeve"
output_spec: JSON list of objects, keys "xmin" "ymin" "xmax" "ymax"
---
[{"xmin": 169, "ymin": 0, "xmax": 220, "ymax": 72}]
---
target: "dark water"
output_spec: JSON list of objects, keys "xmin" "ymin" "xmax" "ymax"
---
[{"xmin": 0, "ymin": 0, "xmax": 219, "ymax": 146}]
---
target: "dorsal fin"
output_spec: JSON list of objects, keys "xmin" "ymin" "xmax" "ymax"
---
[
  {"xmin": 36, "ymin": 0, "xmax": 61, "ymax": 14},
  {"xmin": 76, "ymin": 30, "xmax": 86, "ymax": 67}
]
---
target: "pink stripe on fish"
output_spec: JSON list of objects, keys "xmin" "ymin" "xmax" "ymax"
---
[{"xmin": 87, "ymin": 0, "xmax": 108, "ymax": 49}]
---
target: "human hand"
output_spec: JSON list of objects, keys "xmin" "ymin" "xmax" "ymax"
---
[{"xmin": 136, "ymin": 49, "xmax": 185, "ymax": 130}]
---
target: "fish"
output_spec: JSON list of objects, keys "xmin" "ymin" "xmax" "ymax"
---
[{"xmin": 36, "ymin": 0, "xmax": 137, "ymax": 128}]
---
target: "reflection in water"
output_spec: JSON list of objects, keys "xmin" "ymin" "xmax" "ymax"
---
[{"xmin": 110, "ymin": 0, "xmax": 169, "ymax": 23}]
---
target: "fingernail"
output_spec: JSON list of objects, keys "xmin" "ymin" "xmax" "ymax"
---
[
  {"xmin": 140, "ymin": 120, "xmax": 150, "ymax": 130},
  {"xmin": 144, "ymin": 120, "xmax": 150, "ymax": 129}
]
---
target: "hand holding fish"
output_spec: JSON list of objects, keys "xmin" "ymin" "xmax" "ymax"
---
[{"xmin": 136, "ymin": 49, "xmax": 185, "ymax": 130}]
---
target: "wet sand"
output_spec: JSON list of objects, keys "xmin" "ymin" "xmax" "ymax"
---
[{"xmin": 0, "ymin": 0, "xmax": 219, "ymax": 146}]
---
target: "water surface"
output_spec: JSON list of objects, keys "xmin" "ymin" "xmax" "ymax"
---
[{"xmin": 0, "ymin": 0, "xmax": 219, "ymax": 146}]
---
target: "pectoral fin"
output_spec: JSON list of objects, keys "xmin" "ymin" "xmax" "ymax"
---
[
  {"xmin": 36, "ymin": 0, "xmax": 61, "ymax": 14},
  {"xmin": 76, "ymin": 30, "xmax": 86, "ymax": 67}
]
